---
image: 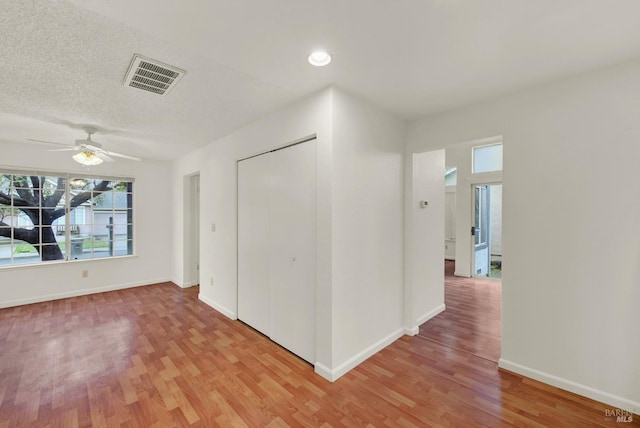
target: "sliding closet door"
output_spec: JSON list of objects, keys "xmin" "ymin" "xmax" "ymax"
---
[
  {"xmin": 269, "ymin": 141, "xmax": 317, "ymax": 363},
  {"xmin": 237, "ymin": 153, "xmax": 272, "ymax": 336},
  {"xmin": 237, "ymin": 139, "xmax": 317, "ymax": 364}
]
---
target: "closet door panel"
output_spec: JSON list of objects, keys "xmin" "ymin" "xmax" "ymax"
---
[
  {"xmin": 237, "ymin": 153, "xmax": 272, "ymax": 336},
  {"xmin": 269, "ymin": 141, "xmax": 317, "ymax": 363}
]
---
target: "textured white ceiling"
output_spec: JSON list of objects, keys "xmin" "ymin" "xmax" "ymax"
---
[{"xmin": 2, "ymin": 0, "xmax": 640, "ymax": 161}]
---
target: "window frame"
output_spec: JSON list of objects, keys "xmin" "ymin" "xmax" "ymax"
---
[
  {"xmin": 472, "ymin": 142, "xmax": 503, "ymax": 174},
  {"xmin": 0, "ymin": 169, "xmax": 135, "ymax": 268}
]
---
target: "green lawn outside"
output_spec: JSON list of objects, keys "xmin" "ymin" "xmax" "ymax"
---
[{"xmin": 13, "ymin": 239, "xmax": 109, "ymax": 254}]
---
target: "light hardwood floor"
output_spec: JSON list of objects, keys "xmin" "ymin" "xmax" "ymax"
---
[
  {"xmin": 1, "ymin": 280, "xmax": 636, "ymax": 427},
  {"xmin": 418, "ymin": 260, "xmax": 501, "ymax": 362}
]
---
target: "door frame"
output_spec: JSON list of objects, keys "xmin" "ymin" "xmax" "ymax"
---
[{"xmin": 182, "ymin": 172, "xmax": 200, "ymax": 288}]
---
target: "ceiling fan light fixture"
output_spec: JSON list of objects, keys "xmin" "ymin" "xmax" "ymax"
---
[
  {"xmin": 69, "ymin": 178, "xmax": 88, "ymax": 187},
  {"xmin": 73, "ymin": 151, "xmax": 103, "ymax": 166},
  {"xmin": 308, "ymin": 51, "xmax": 331, "ymax": 66}
]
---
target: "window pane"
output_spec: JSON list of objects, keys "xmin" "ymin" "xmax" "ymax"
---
[
  {"xmin": 112, "ymin": 212, "xmax": 129, "ymax": 226},
  {"xmin": 0, "ymin": 175, "xmax": 11, "ymax": 193},
  {"xmin": 16, "ymin": 212, "xmax": 35, "ymax": 229},
  {"xmin": 68, "ymin": 237, "xmax": 86, "ymax": 260},
  {"xmin": 83, "ymin": 179, "xmax": 113, "ymax": 191},
  {"xmin": 0, "ymin": 207, "xmax": 19, "ymax": 225},
  {"xmin": 12, "ymin": 175, "xmax": 34, "ymax": 189},
  {"xmin": 42, "ymin": 243, "xmax": 66, "ymax": 261},
  {"xmin": 444, "ymin": 167, "xmax": 457, "ymax": 186},
  {"xmin": 473, "ymin": 144, "xmax": 503, "ymax": 173},
  {"xmin": 41, "ymin": 176, "xmax": 64, "ymax": 196},
  {"xmin": 0, "ymin": 229, "xmax": 10, "ymax": 241},
  {"xmin": 0, "ymin": 227, "xmax": 11, "ymax": 265},
  {"xmin": 89, "ymin": 237, "xmax": 109, "ymax": 252},
  {"xmin": 13, "ymin": 242, "xmax": 38, "ymax": 255},
  {"xmin": 69, "ymin": 178, "xmax": 91, "ymax": 190},
  {"xmin": 92, "ymin": 192, "xmax": 112, "ymax": 209},
  {"xmin": 110, "ymin": 235, "xmax": 132, "ymax": 256}
]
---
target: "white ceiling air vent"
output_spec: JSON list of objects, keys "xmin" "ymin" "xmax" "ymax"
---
[{"xmin": 123, "ymin": 54, "xmax": 186, "ymax": 96}]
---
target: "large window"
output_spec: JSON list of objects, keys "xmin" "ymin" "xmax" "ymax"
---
[{"xmin": 0, "ymin": 171, "xmax": 133, "ymax": 267}]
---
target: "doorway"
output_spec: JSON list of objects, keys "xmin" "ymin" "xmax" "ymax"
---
[
  {"xmin": 415, "ymin": 139, "xmax": 503, "ymax": 363},
  {"xmin": 472, "ymin": 183, "xmax": 502, "ymax": 279},
  {"xmin": 183, "ymin": 173, "xmax": 200, "ymax": 287}
]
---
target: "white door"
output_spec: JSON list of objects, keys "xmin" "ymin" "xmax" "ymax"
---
[
  {"xmin": 237, "ymin": 153, "xmax": 272, "ymax": 336},
  {"xmin": 471, "ymin": 183, "xmax": 502, "ymax": 279},
  {"xmin": 237, "ymin": 140, "xmax": 317, "ymax": 363},
  {"xmin": 472, "ymin": 184, "xmax": 491, "ymax": 276},
  {"xmin": 269, "ymin": 141, "xmax": 316, "ymax": 363}
]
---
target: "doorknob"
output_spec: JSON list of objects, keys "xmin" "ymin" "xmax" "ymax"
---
[{"xmin": 471, "ymin": 226, "xmax": 476, "ymax": 236}]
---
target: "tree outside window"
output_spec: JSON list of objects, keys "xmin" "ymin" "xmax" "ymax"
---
[{"xmin": 0, "ymin": 172, "xmax": 133, "ymax": 266}]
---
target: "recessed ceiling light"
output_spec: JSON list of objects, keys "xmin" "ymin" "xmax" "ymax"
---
[{"xmin": 308, "ymin": 51, "xmax": 331, "ymax": 67}]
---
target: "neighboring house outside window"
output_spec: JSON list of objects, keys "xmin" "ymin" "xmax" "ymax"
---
[{"xmin": 0, "ymin": 171, "xmax": 133, "ymax": 267}]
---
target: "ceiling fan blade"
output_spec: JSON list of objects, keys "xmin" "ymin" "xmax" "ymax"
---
[
  {"xmin": 48, "ymin": 147, "xmax": 79, "ymax": 152},
  {"xmin": 104, "ymin": 151, "xmax": 141, "ymax": 161},
  {"xmin": 96, "ymin": 152, "xmax": 115, "ymax": 162},
  {"xmin": 27, "ymin": 138, "xmax": 72, "ymax": 147}
]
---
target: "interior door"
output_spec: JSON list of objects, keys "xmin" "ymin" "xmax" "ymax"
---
[
  {"xmin": 473, "ymin": 184, "xmax": 490, "ymax": 276},
  {"xmin": 237, "ymin": 139, "xmax": 317, "ymax": 364},
  {"xmin": 237, "ymin": 153, "xmax": 272, "ymax": 336},
  {"xmin": 269, "ymin": 141, "xmax": 317, "ymax": 363}
]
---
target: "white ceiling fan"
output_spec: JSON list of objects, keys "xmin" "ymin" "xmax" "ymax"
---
[{"xmin": 28, "ymin": 126, "xmax": 141, "ymax": 165}]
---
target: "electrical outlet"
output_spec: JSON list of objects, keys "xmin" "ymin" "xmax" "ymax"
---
[{"xmin": 82, "ymin": 270, "xmax": 88, "ymax": 278}]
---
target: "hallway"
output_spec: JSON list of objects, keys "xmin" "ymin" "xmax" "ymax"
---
[{"xmin": 418, "ymin": 260, "xmax": 501, "ymax": 362}]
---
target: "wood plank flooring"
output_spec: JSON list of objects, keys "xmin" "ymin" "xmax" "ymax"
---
[
  {"xmin": 1, "ymin": 281, "xmax": 636, "ymax": 427},
  {"xmin": 418, "ymin": 260, "xmax": 501, "ymax": 362}
]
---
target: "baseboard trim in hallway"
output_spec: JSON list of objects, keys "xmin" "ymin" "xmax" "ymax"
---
[{"xmin": 499, "ymin": 358, "xmax": 640, "ymax": 415}]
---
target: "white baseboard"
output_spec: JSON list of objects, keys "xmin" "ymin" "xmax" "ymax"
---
[
  {"xmin": 314, "ymin": 363, "xmax": 333, "ymax": 381},
  {"xmin": 0, "ymin": 278, "xmax": 171, "ymax": 309},
  {"xmin": 404, "ymin": 326, "xmax": 419, "ymax": 336},
  {"xmin": 416, "ymin": 303, "xmax": 446, "ymax": 326},
  {"xmin": 404, "ymin": 303, "xmax": 446, "ymax": 335},
  {"xmin": 499, "ymin": 359, "xmax": 640, "ymax": 414},
  {"xmin": 314, "ymin": 328, "xmax": 405, "ymax": 382},
  {"xmin": 177, "ymin": 281, "xmax": 198, "ymax": 289},
  {"xmin": 198, "ymin": 294, "xmax": 237, "ymax": 320}
]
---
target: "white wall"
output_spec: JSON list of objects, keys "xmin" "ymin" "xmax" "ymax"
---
[
  {"xmin": 404, "ymin": 149, "xmax": 445, "ymax": 333},
  {"xmin": 330, "ymin": 89, "xmax": 406, "ymax": 375},
  {"xmin": 172, "ymin": 88, "xmax": 335, "ymax": 373},
  {"xmin": 0, "ymin": 142, "xmax": 172, "ymax": 307},
  {"xmin": 172, "ymin": 87, "xmax": 407, "ymax": 381},
  {"xmin": 407, "ymin": 58, "xmax": 640, "ymax": 412}
]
